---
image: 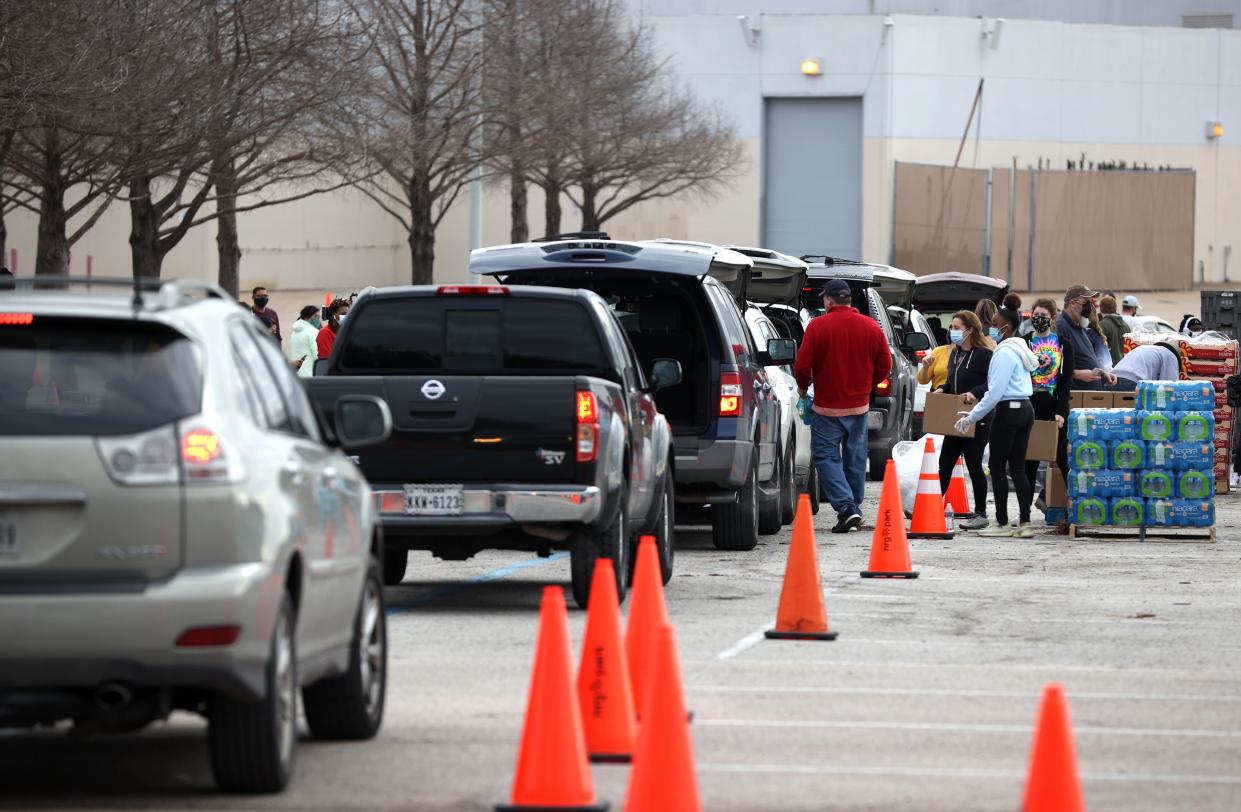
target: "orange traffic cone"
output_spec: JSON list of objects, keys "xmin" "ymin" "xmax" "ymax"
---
[
  {"xmin": 944, "ymin": 455, "xmax": 972, "ymax": 518},
  {"xmin": 765, "ymin": 494, "xmax": 838, "ymax": 641},
  {"xmin": 625, "ymin": 535, "xmax": 668, "ymax": 722},
  {"xmin": 1022, "ymin": 683, "xmax": 1085, "ymax": 812},
  {"xmin": 860, "ymin": 460, "xmax": 919, "ymax": 579},
  {"xmin": 908, "ymin": 437, "xmax": 954, "ymax": 540},
  {"xmin": 324, "ymin": 290, "xmax": 333, "ymax": 307},
  {"xmin": 624, "ymin": 624, "xmax": 701, "ymax": 812},
  {"xmin": 497, "ymin": 587, "xmax": 606, "ymax": 812},
  {"xmin": 576, "ymin": 558, "xmax": 636, "ymax": 763}
]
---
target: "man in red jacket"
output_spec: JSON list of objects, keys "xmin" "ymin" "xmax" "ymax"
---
[{"xmin": 794, "ymin": 279, "xmax": 892, "ymax": 533}]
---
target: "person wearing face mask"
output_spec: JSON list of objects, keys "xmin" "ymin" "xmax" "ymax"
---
[
  {"xmin": 1179, "ymin": 315, "xmax": 1205, "ymax": 337},
  {"xmin": 317, "ymin": 298, "xmax": 351, "ymax": 359},
  {"xmin": 250, "ymin": 286, "xmax": 280, "ymax": 343},
  {"xmin": 1024, "ymin": 298, "xmax": 1073, "ymax": 529},
  {"xmin": 954, "ymin": 306, "xmax": 1038, "ymax": 538},
  {"xmin": 1057, "ymin": 284, "xmax": 1116, "ymax": 391},
  {"xmin": 933, "ymin": 310, "xmax": 994, "ymax": 531},
  {"xmin": 290, "ymin": 305, "xmax": 322, "ymax": 378}
]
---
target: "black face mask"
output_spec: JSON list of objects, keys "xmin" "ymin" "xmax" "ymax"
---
[
  {"xmin": 1081, "ymin": 301, "xmax": 1092, "ymax": 318},
  {"xmin": 254, "ymin": 296, "xmax": 269, "ymax": 308},
  {"xmin": 1031, "ymin": 314, "xmax": 1051, "ymax": 333}
]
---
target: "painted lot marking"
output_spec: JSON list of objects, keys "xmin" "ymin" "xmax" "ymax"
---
[
  {"xmin": 697, "ymin": 718, "xmax": 1241, "ymax": 738},
  {"xmin": 686, "ymin": 658, "xmax": 1241, "ymax": 678},
  {"xmin": 387, "ymin": 552, "xmax": 567, "ymax": 612},
  {"xmin": 715, "ymin": 623, "xmax": 773, "ymax": 660},
  {"xmin": 697, "ymin": 763, "xmax": 1241, "ymax": 785},
  {"xmin": 688, "ymin": 685, "xmax": 1241, "ymax": 703}
]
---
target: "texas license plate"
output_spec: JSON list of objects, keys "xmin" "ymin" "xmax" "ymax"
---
[
  {"xmin": 404, "ymin": 484, "xmax": 464, "ymax": 516},
  {"xmin": 0, "ymin": 518, "xmax": 16, "ymax": 558}
]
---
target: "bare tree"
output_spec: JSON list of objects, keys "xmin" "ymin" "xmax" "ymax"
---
[{"xmin": 342, "ymin": 0, "xmax": 486, "ymax": 283}]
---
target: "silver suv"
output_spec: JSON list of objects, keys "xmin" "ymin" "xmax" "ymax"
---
[{"xmin": 0, "ymin": 279, "xmax": 393, "ymax": 793}]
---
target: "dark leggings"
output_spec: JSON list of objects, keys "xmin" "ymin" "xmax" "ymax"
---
[
  {"xmin": 989, "ymin": 399, "xmax": 1034, "ymax": 525},
  {"xmin": 938, "ymin": 421, "xmax": 991, "ymax": 518},
  {"xmin": 1025, "ymin": 391, "xmax": 1069, "ymax": 503}
]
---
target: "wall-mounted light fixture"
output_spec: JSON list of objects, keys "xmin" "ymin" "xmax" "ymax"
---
[
  {"xmin": 737, "ymin": 15, "xmax": 760, "ymax": 48},
  {"xmin": 981, "ymin": 17, "xmax": 1004, "ymax": 50},
  {"xmin": 1206, "ymin": 121, "xmax": 1224, "ymax": 140},
  {"xmin": 800, "ymin": 58, "xmax": 823, "ymax": 76}
]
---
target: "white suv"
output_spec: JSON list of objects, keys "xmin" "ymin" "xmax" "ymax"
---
[{"xmin": 0, "ymin": 279, "xmax": 392, "ymax": 793}]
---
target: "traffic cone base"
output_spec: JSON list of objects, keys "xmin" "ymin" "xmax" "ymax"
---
[
  {"xmin": 588, "ymin": 752, "xmax": 630, "ymax": 765},
  {"xmin": 764, "ymin": 628, "xmax": 839, "ymax": 640},
  {"xmin": 861, "ymin": 460, "xmax": 920, "ymax": 578},
  {"xmin": 908, "ymin": 436, "xmax": 955, "ymax": 540},
  {"xmin": 497, "ymin": 802, "xmax": 608, "ymax": 812},
  {"xmin": 765, "ymin": 494, "xmax": 839, "ymax": 643}
]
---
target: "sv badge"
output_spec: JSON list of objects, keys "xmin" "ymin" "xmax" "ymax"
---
[{"xmin": 536, "ymin": 448, "xmax": 565, "ymax": 466}]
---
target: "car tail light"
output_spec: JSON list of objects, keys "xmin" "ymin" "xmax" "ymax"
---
[
  {"xmin": 436, "ymin": 285, "xmax": 509, "ymax": 296},
  {"xmin": 719, "ymin": 371, "xmax": 742, "ymax": 417},
  {"xmin": 179, "ymin": 424, "xmax": 245, "ymax": 482},
  {"xmin": 875, "ymin": 376, "xmax": 892, "ymax": 394},
  {"xmin": 0, "ymin": 313, "xmax": 34, "ymax": 325},
  {"xmin": 97, "ymin": 425, "xmax": 180, "ymax": 486},
  {"xmin": 576, "ymin": 391, "xmax": 598, "ymax": 463},
  {"xmin": 374, "ymin": 491, "xmax": 405, "ymax": 514},
  {"xmin": 176, "ymin": 625, "xmax": 242, "ymax": 647}
]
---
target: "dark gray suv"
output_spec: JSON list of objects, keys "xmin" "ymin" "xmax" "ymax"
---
[{"xmin": 471, "ymin": 236, "xmax": 797, "ymax": 552}]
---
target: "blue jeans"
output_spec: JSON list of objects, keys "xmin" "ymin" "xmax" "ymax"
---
[{"xmin": 811, "ymin": 412, "xmax": 868, "ymax": 518}]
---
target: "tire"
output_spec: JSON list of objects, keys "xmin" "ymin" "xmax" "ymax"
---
[
  {"xmin": 869, "ymin": 446, "xmax": 889, "ymax": 482},
  {"xmin": 651, "ymin": 472, "xmax": 675, "ymax": 585},
  {"xmin": 757, "ymin": 450, "xmax": 782, "ymax": 536},
  {"xmin": 713, "ymin": 454, "xmax": 759, "ymax": 551},
  {"xmin": 806, "ymin": 466, "xmax": 821, "ymax": 515},
  {"xmin": 303, "ymin": 556, "xmax": 387, "ymax": 740},
  {"xmin": 570, "ymin": 483, "xmax": 628, "ymax": 609},
  {"xmin": 779, "ymin": 442, "xmax": 796, "ymax": 525},
  {"xmin": 209, "ymin": 593, "xmax": 297, "ymax": 794},
  {"xmin": 382, "ymin": 546, "xmax": 407, "ymax": 587}
]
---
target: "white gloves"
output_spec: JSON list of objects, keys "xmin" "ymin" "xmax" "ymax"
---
[{"xmin": 953, "ymin": 416, "xmax": 973, "ymax": 435}]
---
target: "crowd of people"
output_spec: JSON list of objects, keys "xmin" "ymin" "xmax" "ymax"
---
[
  {"xmin": 796, "ymin": 281, "xmax": 1197, "ymax": 539},
  {"xmin": 238, "ymin": 288, "xmax": 352, "ymax": 376}
]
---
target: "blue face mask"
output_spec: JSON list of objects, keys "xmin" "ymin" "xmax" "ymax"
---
[
  {"xmin": 949, "ymin": 329, "xmax": 965, "ymax": 345},
  {"xmin": 989, "ymin": 327, "xmax": 1002, "ymax": 341},
  {"xmin": 309, "ymin": 316, "xmax": 322, "ymax": 329}
]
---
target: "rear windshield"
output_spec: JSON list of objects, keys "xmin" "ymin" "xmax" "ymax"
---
[
  {"xmin": 0, "ymin": 316, "xmax": 202, "ymax": 436},
  {"xmin": 339, "ymin": 297, "xmax": 608, "ymax": 373}
]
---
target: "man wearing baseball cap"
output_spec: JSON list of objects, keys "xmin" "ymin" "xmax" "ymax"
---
[
  {"xmin": 1057, "ymin": 284, "xmax": 1116, "ymax": 391},
  {"xmin": 793, "ymin": 279, "xmax": 892, "ymax": 533},
  {"xmin": 1121, "ymin": 295, "xmax": 1141, "ymax": 329}
]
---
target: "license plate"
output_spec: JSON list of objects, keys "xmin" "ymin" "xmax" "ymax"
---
[
  {"xmin": 867, "ymin": 411, "xmax": 883, "ymax": 430},
  {"xmin": 0, "ymin": 518, "xmax": 16, "ymax": 558},
  {"xmin": 404, "ymin": 484, "xmax": 464, "ymax": 516}
]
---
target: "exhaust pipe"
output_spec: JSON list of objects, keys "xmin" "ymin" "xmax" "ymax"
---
[{"xmin": 94, "ymin": 682, "xmax": 133, "ymax": 711}]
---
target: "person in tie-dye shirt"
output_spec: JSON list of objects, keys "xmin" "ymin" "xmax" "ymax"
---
[{"xmin": 1024, "ymin": 298, "xmax": 1074, "ymax": 532}]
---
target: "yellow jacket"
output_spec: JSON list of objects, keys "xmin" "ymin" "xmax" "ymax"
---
[{"xmin": 916, "ymin": 344, "xmax": 952, "ymax": 388}]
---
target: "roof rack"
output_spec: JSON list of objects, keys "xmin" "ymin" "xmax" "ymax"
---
[
  {"xmin": 533, "ymin": 231, "xmax": 612, "ymax": 243},
  {"xmin": 3, "ymin": 276, "xmax": 231, "ymax": 311},
  {"xmin": 798, "ymin": 255, "xmax": 868, "ymax": 266}
]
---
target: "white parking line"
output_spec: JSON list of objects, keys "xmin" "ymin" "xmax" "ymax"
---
[
  {"xmin": 695, "ymin": 719, "xmax": 1241, "ymax": 738},
  {"xmin": 686, "ymin": 685, "xmax": 1241, "ymax": 703},
  {"xmin": 696, "ymin": 763, "xmax": 1241, "ymax": 785},
  {"xmin": 687, "ymin": 658, "xmax": 1240, "ymax": 677},
  {"xmin": 715, "ymin": 623, "xmax": 773, "ymax": 660}
]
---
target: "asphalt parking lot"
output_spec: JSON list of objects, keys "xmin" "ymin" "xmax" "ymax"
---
[{"xmin": 2, "ymin": 485, "xmax": 1238, "ymax": 811}]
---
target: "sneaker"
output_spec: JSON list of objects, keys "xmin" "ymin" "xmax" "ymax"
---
[
  {"xmin": 1035, "ymin": 495, "xmax": 1047, "ymax": 512},
  {"xmin": 832, "ymin": 512, "xmax": 863, "ymax": 534},
  {"xmin": 977, "ymin": 523, "xmax": 1017, "ymax": 538},
  {"xmin": 1015, "ymin": 522, "xmax": 1036, "ymax": 538},
  {"xmin": 960, "ymin": 514, "xmax": 989, "ymax": 531}
]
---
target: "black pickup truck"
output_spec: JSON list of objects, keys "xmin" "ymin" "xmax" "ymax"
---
[{"xmin": 305, "ymin": 283, "xmax": 679, "ymax": 608}]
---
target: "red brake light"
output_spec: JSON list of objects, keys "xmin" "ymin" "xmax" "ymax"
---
[
  {"xmin": 175, "ymin": 625, "xmax": 241, "ymax": 647},
  {"xmin": 576, "ymin": 391, "xmax": 599, "ymax": 462},
  {"xmin": 181, "ymin": 429, "xmax": 222, "ymax": 464},
  {"xmin": 719, "ymin": 371, "xmax": 742, "ymax": 417},
  {"xmin": 436, "ymin": 285, "xmax": 509, "ymax": 296},
  {"xmin": 0, "ymin": 313, "xmax": 34, "ymax": 325},
  {"xmin": 875, "ymin": 376, "xmax": 891, "ymax": 394}
]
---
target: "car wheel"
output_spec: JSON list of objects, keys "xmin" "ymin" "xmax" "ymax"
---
[
  {"xmin": 868, "ymin": 446, "xmax": 888, "ymax": 482},
  {"xmin": 570, "ymin": 483, "xmax": 628, "ymax": 609},
  {"xmin": 303, "ymin": 555, "xmax": 387, "ymax": 740},
  {"xmin": 713, "ymin": 454, "xmax": 760, "ymax": 551},
  {"xmin": 209, "ymin": 593, "xmax": 297, "ymax": 793},
  {"xmin": 779, "ymin": 442, "xmax": 796, "ymax": 525},
  {"xmin": 643, "ymin": 472, "xmax": 675, "ymax": 586},
  {"xmin": 806, "ymin": 466, "xmax": 821, "ymax": 515},
  {"xmin": 757, "ymin": 449, "xmax": 783, "ymax": 536},
  {"xmin": 382, "ymin": 546, "xmax": 407, "ymax": 587}
]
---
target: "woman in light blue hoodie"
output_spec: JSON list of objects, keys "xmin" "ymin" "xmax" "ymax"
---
[{"xmin": 954, "ymin": 305, "xmax": 1038, "ymax": 538}]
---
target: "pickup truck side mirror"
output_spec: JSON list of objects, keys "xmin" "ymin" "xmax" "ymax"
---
[
  {"xmin": 759, "ymin": 337, "xmax": 797, "ymax": 366},
  {"xmin": 901, "ymin": 332, "xmax": 932, "ymax": 353},
  {"xmin": 313, "ymin": 358, "xmax": 331, "ymax": 377},
  {"xmin": 649, "ymin": 358, "xmax": 682, "ymax": 391},
  {"xmin": 334, "ymin": 395, "xmax": 393, "ymax": 449}
]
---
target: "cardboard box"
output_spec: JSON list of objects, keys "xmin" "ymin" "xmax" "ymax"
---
[
  {"xmin": 1185, "ymin": 342, "xmax": 1239, "ymax": 361},
  {"xmin": 924, "ymin": 392, "xmax": 975, "ymax": 437},
  {"xmin": 1069, "ymin": 390, "xmax": 1115, "ymax": 408},
  {"xmin": 1114, "ymin": 391, "xmax": 1136, "ymax": 408},
  {"xmin": 1186, "ymin": 359, "xmax": 1236, "ymax": 378},
  {"xmin": 1217, "ymin": 479, "xmax": 1230, "ymax": 496},
  {"xmin": 1045, "ymin": 467, "xmax": 1067, "ymax": 509},
  {"xmin": 1069, "ymin": 391, "xmax": 1086, "ymax": 410},
  {"xmin": 1027, "ymin": 420, "xmax": 1060, "ymax": 461}
]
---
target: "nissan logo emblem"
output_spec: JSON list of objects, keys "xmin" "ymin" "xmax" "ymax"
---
[{"xmin": 421, "ymin": 379, "xmax": 446, "ymax": 400}]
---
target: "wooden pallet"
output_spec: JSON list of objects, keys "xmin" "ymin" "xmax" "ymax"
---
[{"xmin": 1068, "ymin": 524, "xmax": 1216, "ymax": 543}]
